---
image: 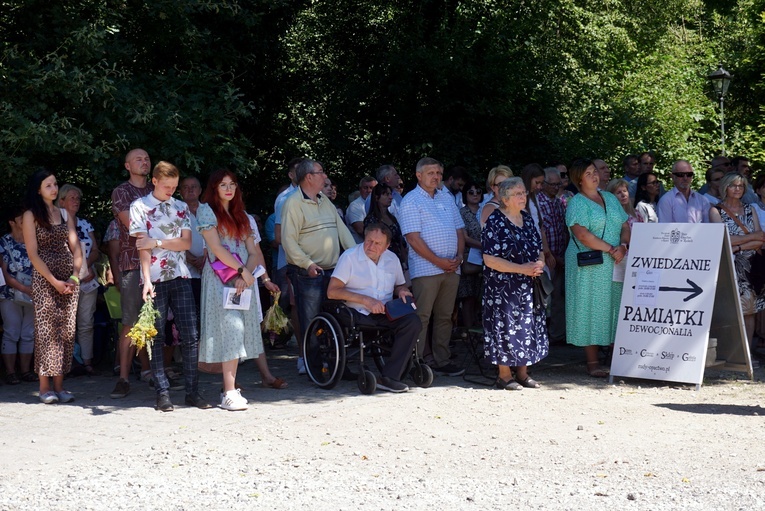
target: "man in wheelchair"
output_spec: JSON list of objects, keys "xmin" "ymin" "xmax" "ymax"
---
[{"xmin": 327, "ymin": 223, "xmax": 418, "ymax": 393}]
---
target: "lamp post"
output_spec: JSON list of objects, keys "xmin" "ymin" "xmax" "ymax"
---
[{"xmin": 707, "ymin": 64, "xmax": 732, "ymax": 156}]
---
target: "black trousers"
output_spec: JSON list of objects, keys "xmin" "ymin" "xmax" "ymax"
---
[{"xmin": 348, "ymin": 309, "xmax": 419, "ymax": 381}]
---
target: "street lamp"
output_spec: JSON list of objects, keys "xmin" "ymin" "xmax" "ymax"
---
[{"xmin": 707, "ymin": 64, "xmax": 732, "ymax": 156}]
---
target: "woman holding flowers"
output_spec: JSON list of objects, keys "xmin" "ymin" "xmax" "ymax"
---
[
  {"xmin": 197, "ymin": 169, "xmax": 281, "ymax": 411},
  {"xmin": 22, "ymin": 169, "xmax": 82, "ymax": 404}
]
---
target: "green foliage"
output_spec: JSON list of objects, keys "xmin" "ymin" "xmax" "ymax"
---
[{"xmin": 1, "ymin": 0, "xmax": 764, "ymax": 224}]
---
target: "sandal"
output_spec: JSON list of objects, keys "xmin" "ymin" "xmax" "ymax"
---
[
  {"xmin": 587, "ymin": 361, "xmax": 609, "ymax": 378},
  {"xmin": 515, "ymin": 376, "xmax": 541, "ymax": 388},
  {"xmin": 5, "ymin": 373, "xmax": 21, "ymax": 385},
  {"xmin": 495, "ymin": 377, "xmax": 522, "ymax": 391},
  {"xmin": 20, "ymin": 371, "xmax": 38, "ymax": 382},
  {"xmin": 263, "ymin": 377, "xmax": 288, "ymax": 389}
]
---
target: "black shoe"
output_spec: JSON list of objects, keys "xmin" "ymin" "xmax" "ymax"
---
[
  {"xmin": 185, "ymin": 392, "xmax": 212, "ymax": 409},
  {"xmin": 433, "ymin": 363, "xmax": 465, "ymax": 377},
  {"xmin": 156, "ymin": 393, "xmax": 174, "ymax": 412}
]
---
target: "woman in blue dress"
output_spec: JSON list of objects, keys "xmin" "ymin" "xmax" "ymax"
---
[{"xmin": 482, "ymin": 178, "xmax": 549, "ymax": 390}]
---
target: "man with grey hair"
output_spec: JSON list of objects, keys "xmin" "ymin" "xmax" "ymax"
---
[
  {"xmin": 282, "ymin": 158, "xmax": 356, "ymax": 374},
  {"xmin": 366, "ymin": 164, "xmax": 402, "ymax": 217},
  {"xmin": 593, "ymin": 159, "xmax": 610, "ymax": 190},
  {"xmin": 657, "ymin": 160, "xmax": 710, "ymax": 223},
  {"xmin": 400, "ymin": 157, "xmax": 466, "ymax": 376},
  {"xmin": 346, "ymin": 175, "xmax": 377, "ymax": 243},
  {"xmin": 537, "ymin": 167, "xmax": 568, "ymax": 343}
]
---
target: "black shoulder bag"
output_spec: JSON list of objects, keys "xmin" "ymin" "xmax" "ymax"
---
[{"xmin": 572, "ymin": 194, "xmax": 606, "ymax": 267}]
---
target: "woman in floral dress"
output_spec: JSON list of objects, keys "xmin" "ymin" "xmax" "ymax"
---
[
  {"xmin": 197, "ymin": 169, "xmax": 281, "ymax": 411},
  {"xmin": 482, "ymin": 178, "xmax": 548, "ymax": 391}
]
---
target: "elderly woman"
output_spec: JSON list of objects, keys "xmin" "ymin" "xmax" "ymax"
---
[
  {"xmin": 56, "ymin": 184, "xmax": 101, "ymax": 376},
  {"xmin": 482, "ymin": 178, "xmax": 548, "ymax": 390},
  {"xmin": 565, "ymin": 159, "xmax": 630, "ymax": 377},
  {"xmin": 606, "ymin": 179, "xmax": 640, "ymax": 227},
  {"xmin": 634, "ymin": 172, "xmax": 660, "ymax": 223},
  {"xmin": 709, "ymin": 173, "xmax": 765, "ymax": 349},
  {"xmin": 479, "ymin": 165, "xmax": 513, "ymax": 227}
]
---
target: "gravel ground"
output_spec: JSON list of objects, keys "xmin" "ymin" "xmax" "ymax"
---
[{"xmin": 1, "ymin": 343, "xmax": 764, "ymax": 511}]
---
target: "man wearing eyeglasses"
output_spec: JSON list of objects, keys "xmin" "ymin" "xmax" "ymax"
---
[
  {"xmin": 282, "ymin": 158, "xmax": 356, "ymax": 374},
  {"xmin": 656, "ymin": 160, "xmax": 711, "ymax": 223}
]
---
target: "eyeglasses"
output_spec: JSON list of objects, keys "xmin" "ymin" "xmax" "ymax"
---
[
  {"xmin": 510, "ymin": 191, "xmax": 529, "ymax": 198},
  {"xmin": 559, "ymin": 172, "xmax": 568, "ymax": 177},
  {"xmin": 673, "ymin": 172, "xmax": 694, "ymax": 178},
  {"xmin": 728, "ymin": 184, "xmax": 745, "ymax": 189},
  {"xmin": 466, "ymin": 189, "xmax": 482, "ymax": 195},
  {"xmin": 544, "ymin": 181, "xmax": 562, "ymax": 188},
  {"xmin": 218, "ymin": 182, "xmax": 237, "ymax": 190}
]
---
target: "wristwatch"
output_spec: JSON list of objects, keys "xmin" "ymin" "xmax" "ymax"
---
[
  {"xmin": 156, "ymin": 239, "xmax": 163, "ymax": 248},
  {"xmin": 237, "ymin": 266, "xmax": 244, "ymax": 275}
]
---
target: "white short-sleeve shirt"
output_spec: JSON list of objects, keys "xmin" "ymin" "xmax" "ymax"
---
[{"xmin": 330, "ymin": 244, "xmax": 405, "ymax": 315}]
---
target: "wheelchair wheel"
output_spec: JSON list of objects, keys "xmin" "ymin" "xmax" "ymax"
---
[
  {"xmin": 303, "ymin": 313, "xmax": 346, "ymax": 389},
  {"xmin": 410, "ymin": 360, "xmax": 434, "ymax": 388},
  {"xmin": 358, "ymin": 369, "xmax": 376, "ymax": 395}
]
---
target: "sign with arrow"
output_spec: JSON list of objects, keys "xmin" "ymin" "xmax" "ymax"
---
[{"xmin": 611, "ymin": 223, "xmax": 752, "ymax": 388}]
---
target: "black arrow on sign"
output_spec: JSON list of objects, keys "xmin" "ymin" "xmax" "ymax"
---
[
  {"xmin": 633, "ymin": 279, "xmax": 702, "ymax": 302},
  {"xmin": 659, "ymin": 279, "xmax": 703, "ymax": 302}
]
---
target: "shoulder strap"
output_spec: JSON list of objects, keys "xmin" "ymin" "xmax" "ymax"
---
[{"xmin": 716, "ymin": 203, "xmax": 750, "ymax": 234}]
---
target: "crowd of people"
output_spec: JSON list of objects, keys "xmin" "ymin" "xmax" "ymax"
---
[{"xmin": 0, "ymin": 148, "xmax": 761, "ymax": 408}]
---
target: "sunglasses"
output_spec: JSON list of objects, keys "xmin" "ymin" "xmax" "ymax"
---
[
  {"xmin": 559, "ymin": 172, "xmax": 568, "ymax": 177},
  {"xmin": 673, "ymin": 172, "xmax": 694, "ymax": 178},
  {"xmin": 466, "ymin": 189, "xmax": 482, "ymax": 195}
]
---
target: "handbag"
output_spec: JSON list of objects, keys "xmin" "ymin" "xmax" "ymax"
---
[
  {"xmin": 572, "ymin": 193, "xmax": 607, "ymax": 267},
  {"xmin": 532, "ymin": 273, "xmax": 554, "ymax": 310},
  {"xmin": 209, "ymin": 252, "xmax": 244, "ymax": 284}
]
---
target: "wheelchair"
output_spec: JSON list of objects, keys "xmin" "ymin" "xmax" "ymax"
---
[{"xmin": 302, "ymin": 300, "xmax": 434, "ymax": 394}]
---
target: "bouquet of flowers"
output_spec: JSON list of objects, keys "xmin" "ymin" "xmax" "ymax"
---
[
  {"xmin": 263, "ymin": 291, "xmax": 290, "ymax": 347},
  {"xmin": 127, "ymin": 298, "xmax": 160, "ymax": 359}
]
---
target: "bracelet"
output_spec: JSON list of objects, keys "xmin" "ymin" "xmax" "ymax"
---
[
  {"xmin": 69, "ymin": 275, "xmax": 80, "ymax": 284},
  {"xmin": 262, "ymin": 277, "xmax": 271, "ymax": 283}
]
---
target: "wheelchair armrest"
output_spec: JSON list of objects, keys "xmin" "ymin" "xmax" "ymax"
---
[{"xmin": 321, "ymin": 300, "xmax": 357, "ymax": 329}]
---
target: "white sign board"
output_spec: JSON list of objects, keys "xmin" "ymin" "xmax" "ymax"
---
[{"xmin": 611, "ymin": 223, "xmax": 742, "ymax": 386}]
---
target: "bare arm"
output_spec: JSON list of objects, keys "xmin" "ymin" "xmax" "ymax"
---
[
  {"xmin": 134, "ymin": 231, "xmax": 191, "ymax": 252},
  {"xmin": 66, "ymin": 211, "xmax": 83, "ymax": 280},
  {"xmin": 22, "ymin": 211, "xmax": 70, "ymax": 295},
  {"xmin": 327, "ymin": 277, "xmax": 385, "ymax": 314},
  {"xmin": 483, "ymin": 252, "xmax": 544, "ymax": 277},
  {"xmin": 709, "ymin": 208, "xmax": 765, "ymax": 250}
]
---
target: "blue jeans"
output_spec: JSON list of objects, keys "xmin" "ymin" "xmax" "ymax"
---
[{"xmin": 287, "ymin": 265, "xmax": 332, "ymax": 340}]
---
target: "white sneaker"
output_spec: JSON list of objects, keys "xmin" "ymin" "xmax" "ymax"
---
[
  {"xmin": 39, "ymin": 391, "xmax": 59, "ymax": 404},
  {"xmin": 56, "ymin": 390, "xmax": 75, "ymax": 403},
  {"xmin": 297, "ymin": 357, "xmax": 307, "ymax": 375},
  {"xmin": 219, "ymin": 387, "xmax": 248, "ymax": 404},
  {"xmin": 220, "ymin": 389, "xmax": 248, "ymax": 411}
]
